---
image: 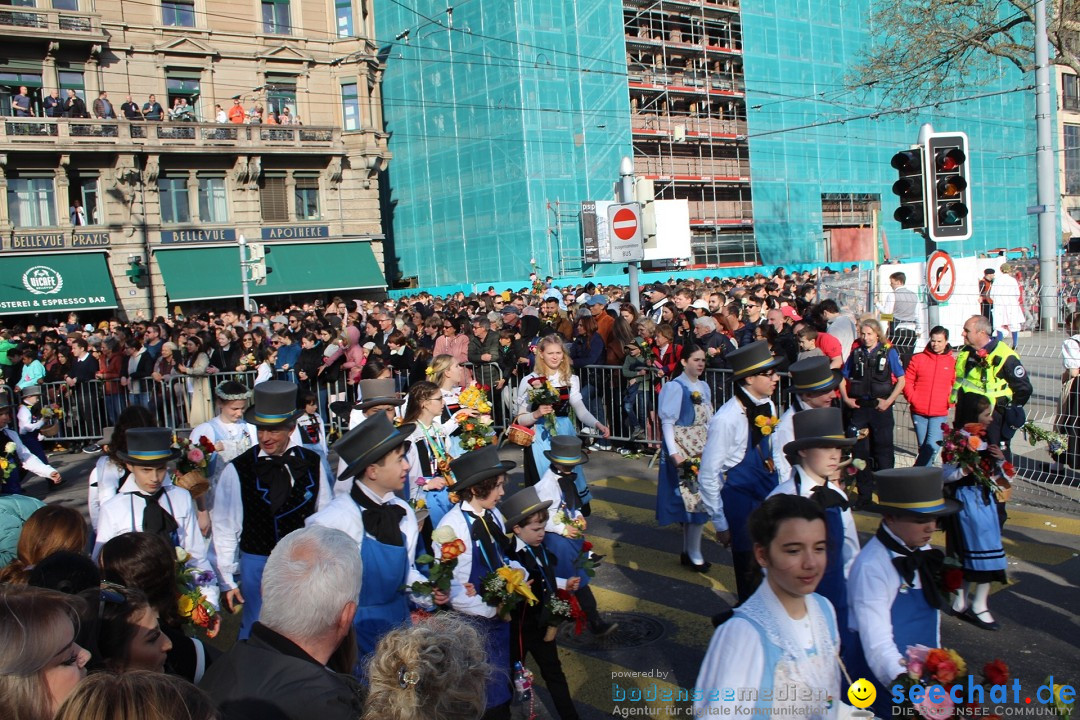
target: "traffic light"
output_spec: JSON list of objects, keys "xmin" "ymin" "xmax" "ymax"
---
[
  {"xmin": 891, "ymin": 148, "xmax": 926, "ymax": 230},
  {"xmin": 126, "ymin": 259, "xmax": 149, "ymax": 289},
  {"xmin": 243, "ymin": 243, "xmax": 271, "ymax": 286},
  {"xmin": 925, "ymin": 132, "xmax": 971, "ymax": 241}
]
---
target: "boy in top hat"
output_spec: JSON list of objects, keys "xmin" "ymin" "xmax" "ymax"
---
[
  {"xmin": 847, "ymin": 467, "xmax": 959, "ymax": 718},
  {"xmin": 697, "ymin": 340, "xmax": 784, "ymax": 602},
  {"xmin": 330, "ymin": 378, "xmax": 404, "ymax": 434},
  {"xmin": 501, "ymin": 486, "xmax": 581, "ymax": 720},
  {"xmin": 306, "ymin": 412, "xmax": 448, "ymax": 656},
  {"xmin": 772, "ymin": 356, "xmax": 842, "ymax": 481},
  {"xmin": 15, "ymin": 385, "xmax": 50, "ymax": 466},
  {"xmin": 768, "ymin": 407, "xmax": 859, "ymax": 661},
  {"xmin": 437, "ymin": 445, "xmax": 524, "ymax": 720},
  {"xmin": 533, "ymin": 436, "xmax": 615, "ymax": 636},
  {"xmin": 93, "ymin": 427, "xmax": 218, "ymax": 607},
  {"xmin": 0, "ymin": 391, "xmax": 60, "ymax": 495},
  {"xmin": 212, "ymin": 380, "xmax": 333, "ymax": 639}
]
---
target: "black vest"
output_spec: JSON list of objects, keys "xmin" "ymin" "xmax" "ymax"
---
[
  {"xmin": 232, "ymin": 445, "xmax": 323, "ymax": 556},
  {"xmin": 850, "ymin": 344, "xmax": 894, "ymax": 399}
]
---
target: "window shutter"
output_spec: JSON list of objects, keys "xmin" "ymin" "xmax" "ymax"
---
[{"xmin": 261, "ymin": 175, "xmax": 288, "ymax": 221}]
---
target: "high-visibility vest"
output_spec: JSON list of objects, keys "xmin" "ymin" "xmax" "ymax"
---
[{"xmin": 950, "ymin": 342, "xmax": 1019, "ymax": 406}]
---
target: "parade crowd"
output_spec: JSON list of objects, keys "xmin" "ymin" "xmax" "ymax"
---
[{"xmin": 0, "ymin": 266, "xmax": 1056, "ymax": 720}]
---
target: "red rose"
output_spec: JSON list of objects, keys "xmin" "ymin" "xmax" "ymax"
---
[
  {"xmin": 943, "ymin": 568, "xmax": 964, "ymax": 592},
  {"xmin": 925, "ymin": 649, "xmax": 950, "ymax": 674},
  {"xmin": 582, "ymin": 541, "xmax": 593, "ymax": 552},
  {"xmin": 191, "ymin": 603, "xmax": 211, "ymax": 628},
  {"xmin": 983, "ymin": 659, "xmax": 1009, "ymax": 685},
  {"xmin": 934, "ymin": 659, "xmax": 959, "ymax": 685}
]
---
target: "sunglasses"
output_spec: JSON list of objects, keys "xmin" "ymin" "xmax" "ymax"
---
[{"xmin": 443, "ymin": 325, "xmax": 453, "ymax": 330}]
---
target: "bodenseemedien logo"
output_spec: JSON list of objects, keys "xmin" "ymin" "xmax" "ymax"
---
[{"xmin": 22, "ymin": 266, "xmax": 63, "ymax": 295}]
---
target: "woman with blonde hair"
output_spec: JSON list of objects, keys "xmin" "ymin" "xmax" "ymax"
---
[
  {"xmin": 55, "ymin": 670, "xmax": 218, "ymax": 720},
  {"xmin": 0, "ymin": 505, "xmax": 87, "ymax": 585},
  {"xmin": 425, "ymin": 354, "xmax": 479, "ymax": 457},
  {"xmin": 0, "ymin": 585, "xmax": 91, "ymax": 720},
  {"xmin": 515, "ymin": 334, "xmax": 610, "ymax": 508},
  {"xmin": 363, "ymin": 613, "xmax": 489, "ymax": 720}
]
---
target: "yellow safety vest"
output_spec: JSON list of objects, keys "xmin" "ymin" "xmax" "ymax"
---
[{"xmin": 950, "ymin": 342, "xmax": 1019, "ymax": 406}]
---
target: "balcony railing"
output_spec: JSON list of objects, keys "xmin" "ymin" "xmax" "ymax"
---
[
  {"xmin": 0, "ymin": 7, "xmax": 104, "ymax": 40},
  {"xmin": 685, "ymin": 198, "xmax": 753, "ymax": 222},
  {"xmin": 631, "ymin": 113, "xmax": 746, "ymax": 138},
  {"xmin": 0, "ymin": 119, "xmax": 342, "ymax": 151},
  {"xmin": 634, "ymin": 155, "xmax": 750, "ymax": 179}
]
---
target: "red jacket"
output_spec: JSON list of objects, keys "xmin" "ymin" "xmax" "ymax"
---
[{"xmin": 903, "ymin": 345, "xmax": 956, "ymax": 417}]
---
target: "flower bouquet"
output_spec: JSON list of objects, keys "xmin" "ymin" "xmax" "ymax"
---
[
  {"xmin": 1046, "ymin": 675, "xmax": 1074, "ymax": 720},
  {"xmin": 38, "ymin": 403, "xmax": 63, "ymax": 437},
  {"xmin": 176, "ymin": 547, "xmax": 220, "ymax": 638},
  {"xmin": 527, "ymin": 376, "xmax": 561, "ymax": 433},
  {"xmin": 172, "ymin": 435, "xmax": 217, "ymax": 499},
  {"xmin": 541, "ymin": 588, "xmax": 586, "ymax": 640},
  {"xmin": 480, "ymin": 565, "xmax": 539, "ymax": 621},
  {"xmin": 238, "ymin": 353, "xmax": 258, "ymax": 371},
  {"xmin": 896, "ymin": 645, "xmax": 970, "ymax": 720},
  {"xmin": 754, "ymin": 415, "xmax": 780, "ymax": 436},
  {"xmin": 1023, "ymin": 421, "xmax": 1068, "ymax": 459},
  {"xmin": 939, "ymin": 424, "xmax": 1014, "ymax": 492},
  {"xmin": 407, "ymin": 525, "xmax": 465, "ymax": 597},
  {"xmin": 678, "ymin": 456, "xmax": 705, "ymax": 514},
  {"xmin": 456, "ymin": 384, "xmax": 496, "ymax": 451},
  {"xmin": 0, "ymin": 441, "xmax": 16, "ymax": 481},
  {"xmin": 555, "ymin": 509, "xmax": 586, "ymax": 538}
]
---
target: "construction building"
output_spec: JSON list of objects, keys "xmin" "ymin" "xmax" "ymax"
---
[{"xmin": 0, "ymin": 0, "xmax": 388, "ymax": 321}]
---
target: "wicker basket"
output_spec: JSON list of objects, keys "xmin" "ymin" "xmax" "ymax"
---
[
  {"xmin": 174, "ymin": 470, "xmax": 210, "ymax": 500},
  {"xmin": 505, "ymin": 424, "xmax": 535, "ymax": 447},
  {"xmin": 39, "ymin": 422, "xmax": 60, "ymax": 438}
]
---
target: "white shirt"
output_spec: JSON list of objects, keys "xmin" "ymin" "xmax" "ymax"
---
[
  {"xmin": 88, "ymin": 455, "xmax": 126, "ymax": 530},
  {"xmin": 211, "ymin": 439, "xmax": 333, "ymax": 590},
  {"xmin": 190, "ymin": 418, "xmax": 258, "ymax": 508},
  {"xmin": 306, "ymin": 481, "xmax": 433, "ymax": 609},
  {"xmin": 436, "ymin": 501, "xmax": 524, "ymax": 619},
  {"xmin": 93, "ymin": 473, "xmax": 219, "ymax": 609},
  {"xmin": 1, "ymin": 426, "xmax": 56, "ymax": 480},
  {"xmin": 404, "ymin": 420, "xmax": 453, "ymax": 503},
  {"xmin": 768, "ymin": 467, "xmax": 860, "ymax": 577},
  {"xmin": 16, "ymin": 403, "xmax": 45, "ymax": 434},
  {"xmin": 827, "ymin": 315, "xmax": 858, "ymax": 362},
  {"xmin": 514, "ymin": 371, "xmax": 599, "ymax": 428},
  {"xmin": 771, "ymin": 404, "xmax": 798, "ymax": 482},
  {"xmin": 848, "ymin": 524, "xmax": 940, "ymax": 686},
  {"xmin": 533, "ymin": 468, "xmax": 584, "ymax": 538},
  {"xmin": 1062, "ymin": 335, "xmax": 1080, "ymax": 370},
  {"xmin": 989, "ymin": 272, "xmax": 1025, "ymax": 330},
  {"xmin": 697, "ymin": 394, "xmax": 777, "ymax": 532}
]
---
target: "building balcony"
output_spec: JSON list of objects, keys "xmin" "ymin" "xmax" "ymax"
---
[
  {"xmin": 0, "ymin": 7, "xmax": 106, "ymax": 44},
  {"xmin": 686, "ymin": 199, "xmax": 753, "ymax": 225},
  {"xmin": 631, "ymin": 113, "xmax": 746, "ymax": 139},
  {"xmin": 633, "ymin": 155, "xmax": 750, "ymax": 181},
  {"xmin": 628, "ymin": 72, "xmax": 745, "ymax": 97},
  {"xmin": 0, "ymin": 119, "xmax": 344, "ymax": 155}
]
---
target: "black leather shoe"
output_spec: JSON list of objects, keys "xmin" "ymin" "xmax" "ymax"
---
[
  {"xmin": 690, "ymin": 560, "xmax": 711, "ymax": 573},
  {"xmin": 962, "ymin": 609, "xmax": 1000, "ymax": 631},
  {"xmin": 590, "ymin": 620, "xmax": 619, "ymax": 637},
  {"xmin": 680, "ymin": 552, "xmax": 691, "ymax": 567}
]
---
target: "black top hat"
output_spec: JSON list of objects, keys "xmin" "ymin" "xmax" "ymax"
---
[
  {"xmin": 728, "ymin": 340, "xmax": 784, "ymax": 380},
  {"xmin": 244, "ymin": 380, "xmax": 303, "ymax": 428},
  {"xmin": 333, "ymin": 412, "xmax": 415, "ymax": 481},
  {"xmin": 20, "ymin": 385, "xmax": 42, "ymax": 399},
  {"xmin": 782, "ymin": 407, "xmax": 856, "ymax": 456},
  {"xmin": 543, "ymin": 436, "xmax": 589, "ymax": 467},
  {"xmin": 500, "ymin": 486, "xmax": 553, "ymax": 531},
  {"xmin": 785, "ymin": 356, "xmax": 841, "ymax": 395},
  {"xmin": 356, "ymin": 378, "xmax": 405, "ymax": 411},
  {"xmin": 449, "ymin": 445, "xmax": 516, "ymax": 493},
  {"xmin": 114, "ymin": 427, "xmax": 181, "ymax": 467},
  {"xmin": 866, "ymin": 467, "xmax": 960, "ymax": 518},
  {"xmin": 0, "ymin": 388, "xmax": 14, "ymax": 411}
]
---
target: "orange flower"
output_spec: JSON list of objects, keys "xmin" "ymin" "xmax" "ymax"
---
[
  {"xmin": 925, "ymin": 648, "xmax": 951, "ymax": 673},
  {"xmin": 464, "ymin": 423, "xmax": 475, "ymax": 431},
  {"xmin": 962, "ymin": 423, "xmax": 986, "ymax": 437},
  {"xmin": 967, "ymin": 434, "xmax": 983, "ymax": 451},
  {"xmin": 440, "ymin": 539, "xmax": 467, "ymax": 561},
  {"xmin": 192, "ymin": 603, "xmax": 211, "ymax": 628}
]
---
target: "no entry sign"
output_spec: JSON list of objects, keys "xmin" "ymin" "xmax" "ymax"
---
[
  {"xmin": 926, "ymin": 250, "xmax": 956, "ymax": 303},
  {"xmin": 607, "ymin": 202, "xmax": 643, "ymax": 262}
]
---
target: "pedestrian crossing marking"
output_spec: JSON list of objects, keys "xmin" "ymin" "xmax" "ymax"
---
[{"xmin": 584, "ymin": 530, "xmax": 735, "ymax": 593}]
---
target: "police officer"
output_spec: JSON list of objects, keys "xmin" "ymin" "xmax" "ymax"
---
[
  {"xmin": 952, "ymin": 314, "xmax": 1032, "ymax": 451},
  {"xmin": 840, "ymin": 319, "xmax": 905, "ymax": 506}
]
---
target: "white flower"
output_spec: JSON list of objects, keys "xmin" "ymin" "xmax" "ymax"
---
[
  {"xmin": 3, "ymin": 442, "xmax": 14, "ymax": 455},
  {"xmin": 431, "ymin": 525, "xmax": 458, "ymax": 545},
  {"xmin": 175, "ymin": 547, "xmax": 190, "ymax": 563}
]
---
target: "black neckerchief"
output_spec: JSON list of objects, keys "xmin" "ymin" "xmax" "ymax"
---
[
  {"xmin": 350, "ymin": 483, "xmax": 406, "ymax": 546},
  {"xmin": 875, "ymin": 524, "xmax": 944, "ymax": 610},
  {"xmin": 466, "ymin": 508, "xmax": 509, "ymax": 570},
  {"xmin": 793, "ymin": 471, "xmax": 849, "ymax": 510},
  {"xmin": 136, "ymin": 488, "xmax": 179, "ymax": 541},
  {"xmin": 555, "ymin": 469, "xmax": 580, "ymax": 511},
  {"xmin": 257, "ymin": 450, "xmax": 297, "ymax": 514},
  {"xmin": 734, "ymin": 384, "xmax": 772, "ymax": 446}
]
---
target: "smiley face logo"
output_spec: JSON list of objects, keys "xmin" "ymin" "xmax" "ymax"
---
[{"xmin": 847, "ymin": 678, "xmax": 876, "ymax": 708}]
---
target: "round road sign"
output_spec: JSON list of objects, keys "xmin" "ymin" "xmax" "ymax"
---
[
  {"xmin": 926, "ymin": 250, "xmax": 957, "ymax": 303},
  {"xmin": 612, "ymin": 207, "xmax": 638, "ymax": 241}
]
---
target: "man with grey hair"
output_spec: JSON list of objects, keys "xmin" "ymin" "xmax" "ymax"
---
[
  {"xmin": 468, "ymin": 316, "xmax": 501, "ymax": 391},
  {"xmin": 693, "ymin": 315, "xmax": 735, "ymax": 370},
  {"xmin": 200, "ymin": 525, "xmax": 364, "ymax": 720}
]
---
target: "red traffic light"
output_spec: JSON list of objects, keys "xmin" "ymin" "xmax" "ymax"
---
[{"xmin": 935, "ymin": 147, "xmax": 966, "ymax": 172}]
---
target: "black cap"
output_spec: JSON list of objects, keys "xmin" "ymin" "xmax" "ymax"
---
[{"xmin": 333, "ymin": 412, "xmax": 415, "ymax": 481}]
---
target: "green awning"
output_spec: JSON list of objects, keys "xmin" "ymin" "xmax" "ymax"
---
[
  {"xmin": 0, "ymin": 252, "xmax": 117, "ymax": 315},
  {"xmin": 154, "ymin": 240, "xmax": 385, "ymax": 302}
]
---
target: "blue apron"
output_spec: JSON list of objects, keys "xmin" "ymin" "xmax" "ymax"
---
[
  {"xmin": 238, "ymin": 552, "xmax": 269, "ymax": 640},
  {"xmin": 720, "ymin": 429, "xmax": 778, "ymax": 553},
  {"xmin": 953, "ymin": 484, "xmax": 1007, "ymax": 576},
  {"xmin": 542, "ymin": 531, "xmax": 590, "ymax": 589},
  {"xmin": 465, "ymin": 511, "xmax": 512, "ymax": 710},
  {"xmin": 1, "ymin": 463, "xmax": 22, "ymax": 495},
  {"xmin": 355, "ymin": 528, "xmax": 410, "ymax": 657},
  {"xmin": 530, "ymin": 415, "xmax": 590, "ymax": 505},
  {"xmin": 849, "ymin": 574, "xmax": 938, "ymax": 718},
  {"xmin": 424, "ymin": 488, "xmax": 453, "ymax": 529}
]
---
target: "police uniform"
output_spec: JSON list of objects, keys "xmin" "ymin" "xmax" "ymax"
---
[
  {"xmin": 842, "ymin": 340, "xmax": 904, "ymax": 499},
  {"xmin": 951, "ymin": 338, "xmax": 1032, "ymax": 448}
]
